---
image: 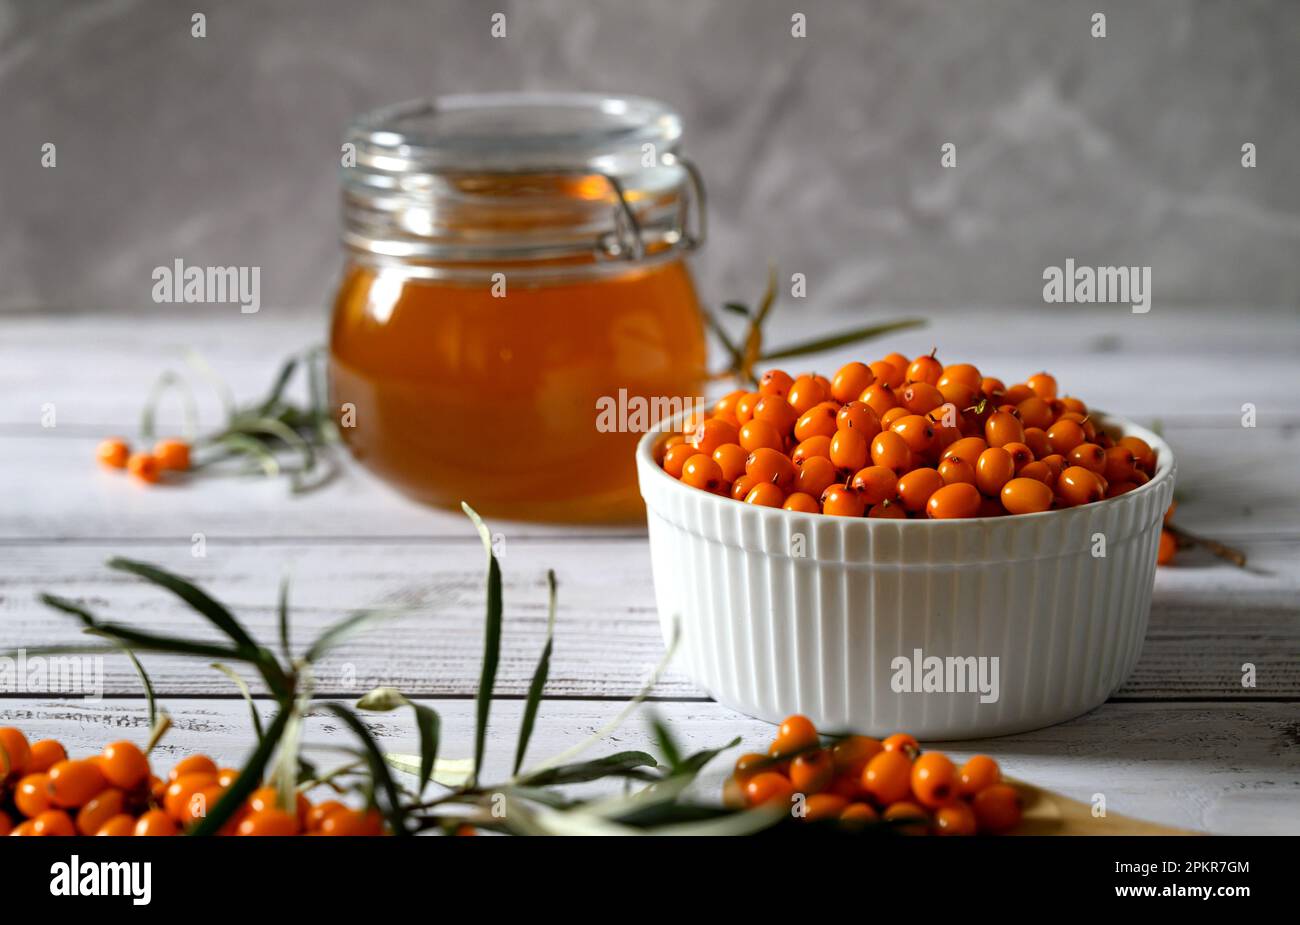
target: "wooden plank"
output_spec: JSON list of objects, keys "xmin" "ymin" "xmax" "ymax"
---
[
  {"xmin": 2, "ymin": 421, "xmax": 1296, "ymax": 540},
  {"xmin": 3, "ymin": 537, "xmax": 1296, "ymax": 699},
  {"xmin": 4, "ymin": 308, "xmax": 1299, "ymax": 432},
  {"xmin": 0, "ymin": 697, "xmax": 1296, "ymax": 835}
]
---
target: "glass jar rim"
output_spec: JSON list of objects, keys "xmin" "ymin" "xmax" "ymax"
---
[
  {"xmin": 348, "ymin": 92, "xmax": 684, "ymax": 174},
  {"xmin": 341, "ymin": 93, "xmax": 705, "ymax": 268}
]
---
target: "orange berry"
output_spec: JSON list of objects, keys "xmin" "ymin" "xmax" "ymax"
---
[
  {"xmin": 802, "ymin": 793, "xmax": 850, "ymax": 822},
  {"xmin": 746, "ymin": 447, "xmax": 796, "ymax": 491},
  {"xmin": 974, "ymin": 447, "xmax": 1015, "ymax": 497},
  {"xmin": 15, "ymin": 773, "xmax": 52, "ymax": 817},
  {"xmin": 934, "ymin": 801, "xmax": 977, "ymax": 835},
  {"xmin": 1046, "ymin": 419, "xmax": 1086, "ymax": 455},
  {"xmin": 100, "ymin": 741, "xmax": 150, "ymax": 790},
  {"xmin": 1025, "ymin": 372, "xmax": 1057, "ymax": 400},
  {"xmin": 46, "ymin": 759, "xmax": 108, "ymax": 808},
  {"xmin": 319, "ymin": 807, "xmax": 384, "ymax": 836},
  {"xmin": 730, "ymin": 475, "xmax": 756, "ymax": 501},
  {"xmin": 1103, "ymin": 445, "xmax": 1139, "ymax": 483},
  {"xmin": 744, "ymin": 772, "xmax": 795, "ymax": 808},
  {"xmin": 868, "ymin": 499, "xmax": 907, "ymax": 519},
  {"xmin": 306, "ymin": 800, "xmax": 348, "ymax": 832},
  {"xmin": 789, "ymin": 749, "xmax": 834, "ymax": 795},
  {"xmin": 937, "ymin": 454, "xmax": 976, "ymax": 487},
  {"xmin": 958, "ymin": 755, "xmax": 1001, "ymax": 796},
  {"xmin": 870, "ymin": 430, "xmax": 913, "ymax": 475},
  {"xmin": 751, "ymin": 395, "xmax": 798, "ymax": 435},
  {"xmin": 134, "ymin": 808, "xmax": 178, "ymax": 836},
  {"xmin": 771, "ymin": 715, "xmax": 819, "ymax": 756},
  {"xmin": 1157, "ymin": 529, "xmax": 1177, "ymax": 565},
  {"xmin": 169, "ymin": 754, "xmax": 219, "ymax": 782},
  {"xmin": 896, "ymin": 467, "xmax": 944, "ymax": 514},
  {"xmin": 1002, "ymin": 441, "xmax": 1034, "ymax": 471},
  {"xmin": 821, "ymin": 484, "xmax": 865, "ymax": 517},
  {"xmin": 939, "ymin": 363, "xmax": 981, "ymax": 389},
  {"xmin": 94, "ymin": 814, "xmax": 137, "ymax": 836},
  {"xmin": 681, "ymin": 453, "xmax": 724, "ymax": 493},
  {"xmin": 839, "ymin": 802, "xmax": 880, "ymax": 826},
  {"xmin": 1056, "ymin": 466, "xmax": 1104, "ymax": 507},
  {"xmin": 945, "ymin": 436, "xmax": 988, "ymax": 467},
  {"xmin": 76, "ymin": 788, "xmax": 126, "ymax": 836},
  {"xmin": 830, "ymin": 428, "xmax": 870, "ymax": 471},
  {"xmin": 738, "ymin": 419, "xmax": 784, "ymax": 453},
  {"xmin": 858, "ymin": 382, "xmax": 898, "ymax": 418},
  {"xmin": 836, "ymin": 401, "xmax": 882, "ymax": 438},
  {"xmin": 126, "ymin": 452, "xmax": 161, "ymax": 484},
  {"xmin": 881, "ymin": 732, "xmax": 921, "ymax": 757},
  {"xmin": 849, "ymin": 466, "xmax": 898, "ymax": 506},
  {"xmin": 794, "ymin": 455, "xmax": 837, "ymax": 498},
  {"xmin": 882, "ymin": 801, "xmax": 930, "ymax": 834},
  {"xmin": 1016, "ymin": 396, "xmax": 1054, "ymax": 430},
  {"xmin": 733, "ymin": 752, "xmax": 771, "ymax": 783},
  {"xmin": 910, "ymin": 752, "xmax": 958, "ymax": 807},
  {"xmin": 27, "ymin": 739, "xmax": 67, "ymax": 774},
  {"xmin": 661, "ymin": 442, "xmax": 696, "ymax": 478},
  {"xmin": 972, "ymin": 783, "xmax": 1023, "ymax": 834},
  {"xmin": 1023, "ymin": 426, "xmax": 1051, "ymax": 459},
  {"xmin": 1068, "ymin": 442, "xmax": 1107, "ymax": 475},
  {"xmin": 712, "ymin": 443, "xmax": 749, "ymax": 482},
  {"xmin": 1119, "ymin": 435, "xmax": 1156, "ymax": 472},
  {"xmin": 926, "ymin": 482, "xmax": 981, "ymax": 519},
  {"xmin": 862, "ymin": 750, "xmax": 913, "ymax": 805},
  {"xmin": 734, "ymin": 391, "xmax": 763, "ymax": 425},
  {"xmin": 880, "ymin": 406, "xmax": 910, "ymax": 429},
  {"xmin": 163, "ymin": 772, "xmax": 219, "ymax": 822},
  {"xmin": 869, "ymin": 360, "xmax": 904, "ymax": 389},
  {"xmin": 905, "ymin": 352, "xmax": 942, "ymax": 386},
  {"xmin": 890, "ymin": 414, "xmax": 936, "ymax": 455},
  {"xmin": 689, "ymin": 418, "xmax": 740, "ymax": 456},
  {"xmin": 759, "ymin": 369, "xmax": 795, "ymax": 398},
  {"xmin": 0, "ymin": 727, "xmax": 31, "ymax": 778},
  {"xmin": 782, "ymin": 491, "xmax": 819, "ymax": 513},
  {"xmin": 713, "ymin": 389, "xmax": 748, "ymax": 418},
  {"xmin": 793, "ymin": 402, "xmax": 840, "ymax": 443},
  {"xmin": 791, "ymin": 434, "xmax": 832, "ymax": 464},
  {"xmin": 984, "ymin": 410, "xmax": 1025, "ymax": 448},
  {"xmin": 830, "ymin": 735, "xmax": 883, "ymax": 779},
  {"xmin": 152, "ymin": 439, "xmax": 191, "ymax": 471},
  {"xmin": 97, "ymin": 438, "xmax": 131, "ymax": 469},
  {"xmin": 236, "ymin": 808, "xmax": 299, "ymax": 836},
  {"xmin": 999, "ymin": 476, "xmax": 1052, "ymax": 515},
  {"xmin": 743, "ymin": 481, "xmax": 785, "ymax": 508},
  {"xmin": 31, "ymin": 809, "xmax": 76, "ymax": 836},
  {"xmin": 0, "ymin": 810, "xmax": 10, "ymax": 837},
  {"xmin": 786, "ymin": 375, "xmax": 828, "ymax": 415},
  {"xmin": 900, "ymin": 382, "xmax": 944, "ymax": 416},
  {"xmin": 831, "ymin": 362, "xmax": 875, "ymax": 403}
]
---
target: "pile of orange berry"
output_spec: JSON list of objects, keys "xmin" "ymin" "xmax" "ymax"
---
[
  {"xmin": 0, "ymin": 727, "xmax": 384, "ymax": 836},
  {"xmin": 96, "ymin": 437, "xmax": 190, "ymax": 484},
  {"xmin": 658, "ymin": 352, "xmax": 1160, "ymax": 519},
  {"xmin": 732, "ymin": 715, "xmax": 1022, "ymax": 835}
]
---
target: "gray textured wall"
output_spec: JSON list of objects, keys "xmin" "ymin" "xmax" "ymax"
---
[{"xmin": 3, "ymin": 0, "xmax": 1297, "ymax": 315}]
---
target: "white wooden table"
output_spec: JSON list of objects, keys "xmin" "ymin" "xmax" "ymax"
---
[{"xmin": 3, "ymin": 306, "xmax": 1298, "ymax": 835}]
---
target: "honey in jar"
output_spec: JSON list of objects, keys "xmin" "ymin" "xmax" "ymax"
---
[{"xmin": 329, "ymin": 94, "xmax": 707, "ymax": 521}]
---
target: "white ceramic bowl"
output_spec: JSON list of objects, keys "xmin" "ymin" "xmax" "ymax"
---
[{"xmin": 636, "ymin": 416, "xmax": 1175, "ymax": 740}]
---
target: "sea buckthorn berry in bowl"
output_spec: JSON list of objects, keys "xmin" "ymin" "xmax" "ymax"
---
[
  {"xmin": 638, "ymin": 358, "xmax": 1175, "ymax": 738},
  {"xmin": 759, "ymin": 369, "xmax": 794, "ymax": 398},
  {"xmin": 680, "ymin": 454, "xmax": 723, "ymax": 493}
]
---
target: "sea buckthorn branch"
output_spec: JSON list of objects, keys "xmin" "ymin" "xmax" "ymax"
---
[{"xmin": 702, "ymin": 268, "xmax": 926, "ymax": 387}]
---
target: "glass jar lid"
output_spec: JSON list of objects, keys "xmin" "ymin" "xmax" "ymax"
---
[{"xmin": 342, "ymin": 93, "xmax": 704, "ymax": 274}]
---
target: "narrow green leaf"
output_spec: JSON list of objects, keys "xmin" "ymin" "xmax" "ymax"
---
[
  {"xmin": 648, "ymin": 712, "xmax": 683, "ymax": 771},
  {"xmin": 513, "ymin": 569, "xmax": 557, "ymax": 776},
  {"xmin": 140, "ymin": 370, "xmax": 199, "ymax": 441},
  {"xmin": 277, "ymin": 574, "xmax": 291, "ymax": 663},
  {"xmin": 39, "ymin": 596, "xmax": 245, "ymax": 661},
  {"xmin": 673, "ymin": 736, "xmax": 742, "ymax": 778},
  {"xmin": 211, "ymin": 663, "xmax": 264, "ymax": 742},
  {"xmin": 461, "ymin": 502, "xmax": 503, "ymax": 788},
  {"xmin": 184, "ymin": 349, "xmax": 237, "ymax": 423},
  {"xmin": 354, "ymin": 688, "xmax": 440, "ymax": 797},
  {"xmin": 516, "ymin": 751, "xmax": 659, "ymax": 787},
  {"xmin": 86, "ymin": 630, "xmax": 156, "ymax": 729},
  {"xmin": 257, "ymin": 355, "xmax": 299, "ymax": 417},
  {"xmin": 320, "ymin": 703, "xmax": 410, "ymax": 836},
  {"xmin": 722, "ymin": 301, "xmax": 750, "ymax": 317},
  {"xmin": 701, "ymin": 309, "xmax": 741, "ymax": 365},
  {"xmin": 384, "ymin": 754, "xmax": 473, "ymax": 789},
  {"xmin": 759, "ymin": 318, "xmax": 926, "ymax": 362},
  {"xmin": 232, "ymin": 416, "xmax": 316, "ymax": 473},
  {"xmin": 190, "ymin": 706, "xmax": 291, "ymax": 836},
  {"xmin": 304, "ymin": 607, "xmax": 399, "ymax": 663},
  {"xmin": 213, "ymin": 433, "xmax": 281, "ymax": 477},
  {"xmin": 107, "ymin": 558, "xmax": 258, "ymax": 652}
]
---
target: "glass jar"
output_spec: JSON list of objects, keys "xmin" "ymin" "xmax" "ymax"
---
[{"xmin": 329, "ymin": 94, "xmax": 708, "ymax": 522}]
